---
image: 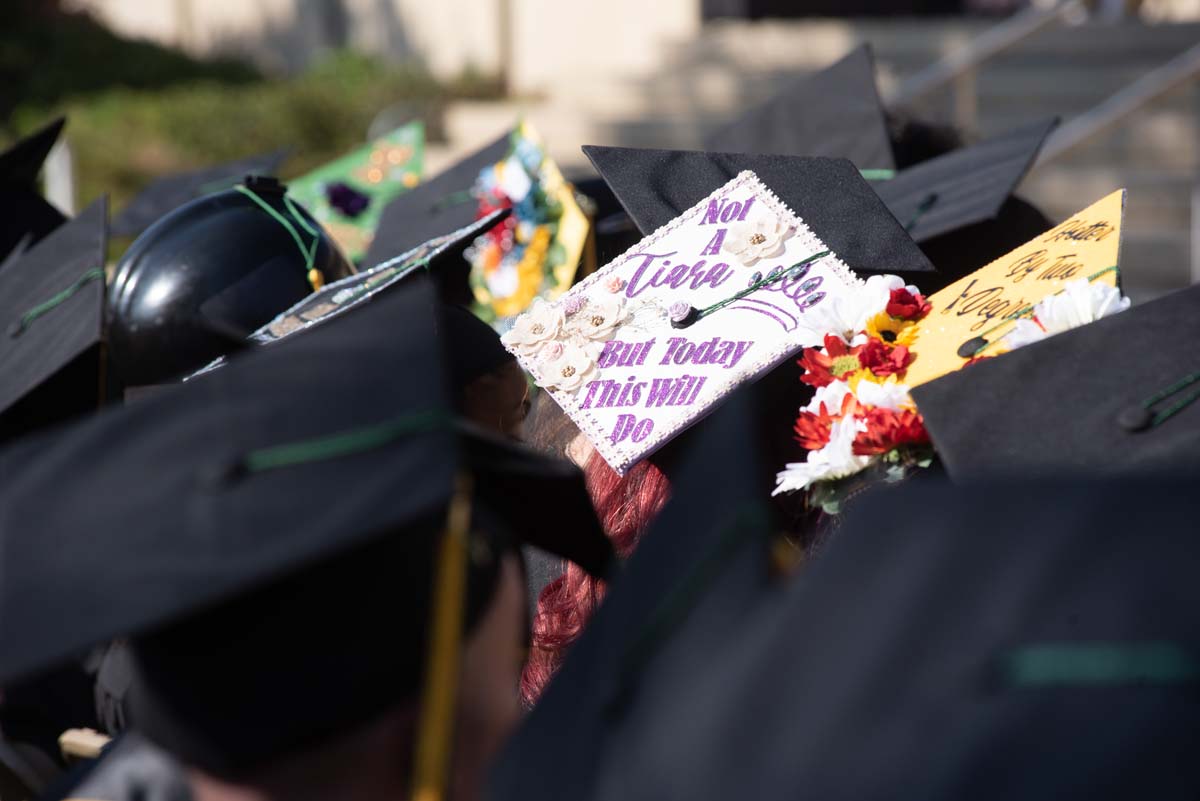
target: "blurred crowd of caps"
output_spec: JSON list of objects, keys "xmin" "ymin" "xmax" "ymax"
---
[{"xmin": 0, "ymin": 44, "xmax": 1113, "ymax": 447}]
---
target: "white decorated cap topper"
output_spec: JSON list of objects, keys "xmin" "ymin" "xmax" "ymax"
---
[{"xmin": 503, "ymin": 170, "xmax": 862, "ymax": 474}]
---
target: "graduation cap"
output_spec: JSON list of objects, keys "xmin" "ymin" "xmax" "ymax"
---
[
  {"xmin": 874, "ymin": 119, "xmax": 1058, "ymax": 290},
  {"xmin": 583, "ymin": 145, "xmax": 934, "ymax": 279},
  {"xmin": 496, "ymin": 474, "xmax": 1200, "ymax": 801},
  {"xmin": 569, "ymin": 173, "xmax": 644, "ymax": 266},
  {"xmin": 912, "ymin": 281, "xmax": 1200, "ymax": 482},
  {"xmin": 703, "ymin": 44, "xmax": 895, "ymax": 172},
  {"xmin": 0, "ymin": 117, "xmax": 68, "ymax": 262},
  {"xmin": 187, "ymin": 209, "xmax": 510, "ymax": 377},
  {"xmin": 0, "ymin": 275, "xmax": 611, "ymax": 779},
  {"xmin": 362, "ymin": 132, "xmax": 510, "ymax": 270},
  {"xmin": 286, "ymin": 121, "xmax": 424, "ymax": 264},
  {"xmin": 110, "ymin": 150, "xmax": 289, "ymax": 239},
  {"xmin": 491, "ymin": 383, "xmax": 787, "ymax": 800},
  {"xmin": 0, "ymin": 197, "xmax": 109, "ymax": 444},
  {"xmin": 364, "ymin": 124, "xmax": 591, "ymax": 325}
]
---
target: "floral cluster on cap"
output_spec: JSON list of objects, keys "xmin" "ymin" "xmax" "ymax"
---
[
  {"xmin": 502, "ymin": 275, "xmax": 660, "ymax": 393},
  {"xmin": 465, "ymin": 134, "xmax": 569, "ymax": 321},
  {"xmin": 774, "ymin": 275, "xmax": 1131, "ymax": 512}
]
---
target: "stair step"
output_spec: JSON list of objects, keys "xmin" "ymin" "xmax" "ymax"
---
[{"xmin": 1115, "ymin": 229, "xmax": 1194, "ymax": 301}]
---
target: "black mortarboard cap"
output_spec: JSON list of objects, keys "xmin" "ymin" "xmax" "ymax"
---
[
  {"xmin": 0, "ymin": 117, "xmax": 68, "ymax": 261},
  {"xmin": 874, "ymin": 118, "xmax": 1056, "ymax": 245},
  {"xmin": 110, "ymin": 150, "xmax": 289, "ymax": 238},
  {"xmin": 361, "ymin": 133, "xmax": 510, "ymax": 270},
  {"xmin": 583, "ymin": 145, "xmax": 934, "ymax": 278},
  {"xmin": 703, "ymin": 45, "xmax": 895, "ymax": 171},
  {"xmin": 0, "ymin": 117, "xmax": 66, "ymax": 187},
  {"xmin": 0, "ymin": 276, "xmax": 610, "ymax": 773},
  {"xmin": 187, "ymin": 209, "xmax": 510, "ymax": 376},
  {"xmin": 515, "ymin": 475, "xmax": 1200, "ymax": 800},
  {"xmin": 912, "ymin": 282, "xmax": 1200, "ymax": 482},
  {"xmin": 569, "ymin": 173, "xmax": 644, "ymax": 266},
  {"xmin": 491, "ymin": 384, "xmax": 783, "ymax": 800},
  {"xmin": 0, "ymin": 197, "xmax": 108, "ymax": 443}
]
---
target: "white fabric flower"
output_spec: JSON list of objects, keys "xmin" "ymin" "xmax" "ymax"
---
[
  {"xmin": 570, "ymin": 295, "xmax": 627, "ymax": 341},
  {"xmin": 722, "ymin": 214, "xmax": 791, "ymax": 266},
  {"xmin": 854, "ymin": 380, "xmax": 913, "ymax": 412},
  {"xmin": 773, "ymin": 416, "xmax": 872, "ymax": 496},
  {"xmin": 1001, "ymin": 278, "xmax": 1130, "ymax": 351},
  {"xmin": 501, "ymin": 298, "xmax": 564, "ymax": 355},
  {"xmin": 795, "ymin": 274, "xmax": 904, "ymax": 345},
  {"xmin": 804, "ymin": 380, "xmax": 854, "ymax": 415},
  {"xmin": 1001, "ymin": 318, "xmax": 1047, "ymax": 350},
  {"xmin": 539, "ymin": 342, "xmax": 595, "ymax": 392},
  {"xmin": 485, "ymin": 260, "xmax": 519, "ymax": 298}
]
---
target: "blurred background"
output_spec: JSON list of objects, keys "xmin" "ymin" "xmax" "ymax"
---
[{"xmin": 2, "ymin": 0, "xmax": 1197, "ymax": 300}]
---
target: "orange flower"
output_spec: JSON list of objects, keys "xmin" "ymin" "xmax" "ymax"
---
[
  {"xmin": 793, "ymin": 392, "xmax": 857, "ymax": 450},
  {"xmin": 798, "ymin": 335, "xmax": 863, "ymax": 388}
]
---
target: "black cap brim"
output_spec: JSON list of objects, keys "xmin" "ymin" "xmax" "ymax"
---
[
  {"xmin": 912, "ymin": 282, "xmax": 1200, "ymax": 482},
  {"xmin": 0, "ymin": 197, "xmax": 108, "ymax": 440},
  {"xmin": 583, "ymin": 145, "xmax": 934, "ymax": 278},
  {"xmin": 703, "ymin": 44, "xmax": 895, "ymax": 171},
  {"xmin": 874, "ymin": 118, "xmax": 1058, "ymax": 244},
  {"xmin": 0, "ymin": 275, "xmax": 609, "ymax": 685},
  {"xmin": 111, "ymin": 150, "xmax": 290, "ymax": 239},
  {"xmin": 361, "ymin": 132, "xmax": 510, "ymax": 270},
  {"xmin": 0, "ymin": 117, "xmax": 65, "ymax": 187}
]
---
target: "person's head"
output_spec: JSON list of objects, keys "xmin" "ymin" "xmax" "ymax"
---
[
  {"xmin": 884, "ymin": 110, "xmax": 966, "ymax": 169},
  {"xmin": 130, "ymin": 512, "xmax": 530, "ymax": 801},
  {"xmin": 443, "ymin": 305, "xmax": 529, "ymax": 440}
]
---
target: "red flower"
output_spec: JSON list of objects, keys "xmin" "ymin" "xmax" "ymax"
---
[
  {"xmin": 857, "ymin": 339, "xmax": 913, "ymax": 378},
  {"xmin": 793, "ymin": 410, "xmax": 832, "ymax": 450},
  {"xmin": 793, "ymin": 393, "xmax": 857, "ymax": 450},
  {"xmin": 798, "ymin": 335, "xmax": 862, "ymax": 388},
  {"xmin": 852, "ymin": 408, "xmax": 930, "ymax": 456},
  {"xmin": 886, "ymin": 288, "xmax": 931, "ymax": 320}
]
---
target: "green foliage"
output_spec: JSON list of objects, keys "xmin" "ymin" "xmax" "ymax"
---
[
  {"xmin": 7, "ymin": 48, "xmax": 502, "ymax": 215},
  {"xmin": 0, "ymin": 6, "xmax": 259, "ymax": 120}
]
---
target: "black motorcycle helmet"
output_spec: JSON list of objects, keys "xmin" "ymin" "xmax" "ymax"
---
[{"xmin": 108, "ymin": 175, "xmax": 354, "ymax": 386}]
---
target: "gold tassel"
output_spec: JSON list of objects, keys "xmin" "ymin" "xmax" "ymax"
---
[
  {"xmin": 307, "ymin": 268, "xmax": 325, "ymax": 292},
  {"xmin": 411, "ymin": 473, "xmax": 473, "ymax": 801}
]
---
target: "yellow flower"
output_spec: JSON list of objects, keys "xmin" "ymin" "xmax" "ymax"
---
[
  {"xmin": 866, "ymin": 312, "xmax": 918, "ymax": 347},
  {"xmin": 492, "ymin": 227, "xmax": 552, "ymax": 318}
]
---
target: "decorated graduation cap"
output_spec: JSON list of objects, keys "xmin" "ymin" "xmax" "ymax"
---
[
  {"xmin": 0, "ymin": 117, "xmax": 68, "ymax": 262},
  {"xmin": 913, "ymin": 278, "xmax": 1200, "ymax": 482},
  {"xmin": 771, "ymin": 190, "xmax": 1127, "ymax": 507},
  {"xmin": 187, "ymin": 209, "xmax": 510, "ymax": 377},
  {"xmin": 286, "ymin": 121, "xmax": 424, "ymax": 263},
  {"xmin": 0, "ymin": 197, "xmax": 110, "ymax": 443},
  {"xmin": 107, "ymin": 175, "xmax": 353, "ymax": 387},
  {"xmin": 502, "ymin": 169, "xmax": 905, "ymax": 475},
  {"xmin": 874, "ymin": 118, "xmax": 1058, "ymax": 290},
  {"xmin": 495, "ymin": 475, "xmax": 1200, "ymax": 801},
  {"xmin": 582, "ymin": 144, "xmax": 934, "ymax": 280},
  {"xmin": 0, "ymin": 275, "xmax": 610, "ymax": 780},
  {"xmin": 703, "ymin": 44, "xmax": 895, "ymax": 172},
  {"xmin": 491, "ymin": 383, "xmax": 784, "ymax": 801},
  {"xmin": 364, "ymin": 122, "xmax": 590, "ymax": 326},
  {"xmin": 110, "ymin": 149, "xmax": 289, "ymax": 239}
]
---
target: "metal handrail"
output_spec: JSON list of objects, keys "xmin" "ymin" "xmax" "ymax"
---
[
  {"xmin": 885, "ymin": 0, "xmax": 1090, "ymax": 108},
  {"xmin": 1035, "ymin": 41, "xmax": 1200, "ymax": 166}
]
